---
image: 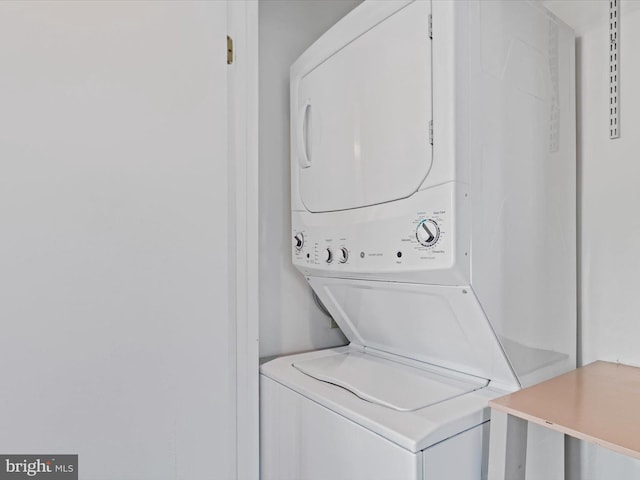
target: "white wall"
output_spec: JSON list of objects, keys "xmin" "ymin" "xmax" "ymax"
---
[
  {"xmin": 544, "ymin": 1, "xmax": 640, "ymax": 478},
  {"xmin": 258, "ymin": 0, "xmax": 360, "ymax": 358},
  {"xmin": 0, "ymin": 2, "xmax": 235, "ymax": 478}
]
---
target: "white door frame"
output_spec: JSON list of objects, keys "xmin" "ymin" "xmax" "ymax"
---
[{"xmin": 228, "ymin": 2, "xmax": 259, "ymax": 479}]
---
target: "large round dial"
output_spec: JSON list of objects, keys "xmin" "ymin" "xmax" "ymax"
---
[
  {"xmin": 294, "ymin": 233, "xmax": 304, "ymax": 250},
  {"xmin": 336, "ymin": 247, "xmax": 348, "ymax": 264},
  {"xmin": 416, "ymin": 219, "xmax": 440, "ymax": 247}
]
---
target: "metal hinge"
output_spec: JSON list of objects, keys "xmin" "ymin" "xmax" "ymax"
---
[
  {"xmin": 227, "ymin": 35, "xmax": 234, "ymax": 65},
  {"xmin": 429, "ymin": 120, "xmax": 433, "ymax": 145},
  {"xmin": 428, "ymin": 14, "xmax": 432, "ymax": 39}
]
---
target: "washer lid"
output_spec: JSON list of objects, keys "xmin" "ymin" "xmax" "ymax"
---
[
  {"xmin": 293, "ymin": 351, "xmax": 487, "ymax": 412},
  {"xmin": 307, "ymin": 276, "xmax": 520, "ymax": 390},
  {"xmin": 262, "ymin": 347, "xmax": 502, "ymax": 453}
]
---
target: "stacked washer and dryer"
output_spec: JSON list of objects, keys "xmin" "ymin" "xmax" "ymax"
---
[{"xmin": 261, "ymin": 1, "xmax": 576, "ymax": 479}]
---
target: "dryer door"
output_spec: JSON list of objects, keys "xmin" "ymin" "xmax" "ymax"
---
[{"xmin": 295, "ymin": 0, "xmax": 432, "ymax": 213}]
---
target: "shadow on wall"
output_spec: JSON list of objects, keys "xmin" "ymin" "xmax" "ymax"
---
[{"xmin": 258, "ymin": 0, "xmax": 361, "ymax": 358}]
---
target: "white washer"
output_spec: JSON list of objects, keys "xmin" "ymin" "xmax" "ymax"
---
[
  {"xmin": 261, "ymin": 347, "xmax": 492, "ymax": 480},
  {"xmin": 261, "ymin": 1, "xmax": 576, "ymax": 479}
]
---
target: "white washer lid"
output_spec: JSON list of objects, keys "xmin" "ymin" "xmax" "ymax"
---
[
  {"xmin": 308, "ymin": 277, "xmax": 520, "ymax": 390},
  {"xmin": 262, "ymin": 347, "xmax": 505, "ymax": 452},
  {"xmin": 293, "ymin": 351, "xmax": 487, "ymax": 412}
]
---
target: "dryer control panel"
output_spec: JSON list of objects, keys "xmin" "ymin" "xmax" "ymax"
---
[{"xmin": 291, "ymin": 183, "xmax": 467, "ymax": 281}]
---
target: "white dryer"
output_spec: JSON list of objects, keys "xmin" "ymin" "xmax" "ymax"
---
[{"xmin": 261, "ymin": 1, "xmax": 576, "ymax": 479}]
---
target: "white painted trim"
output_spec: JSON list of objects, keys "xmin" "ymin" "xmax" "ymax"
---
[{"xmin": 228, "ymin": 1, "xmax": 260, "ymax": 479}]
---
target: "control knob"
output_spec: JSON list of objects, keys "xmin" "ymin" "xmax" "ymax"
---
[
  {"xmin": 336, "ymin": 247, "xmax": 348, "ymax": 264},
  {"xmin": 294, "ymin": 233, "xmax": 304, "ymax": 250},
  {"xmin": 416, "ymin": 219, "xmax": 440, "ymax": 247},
  {"xmin": 325, "ymin": 248, "xmax": 333, "ymax": 264}
]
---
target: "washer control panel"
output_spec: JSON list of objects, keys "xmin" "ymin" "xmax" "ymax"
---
[{"xmin": 292, "ymin": 184, "xmax": 462, "ymax": 275}]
